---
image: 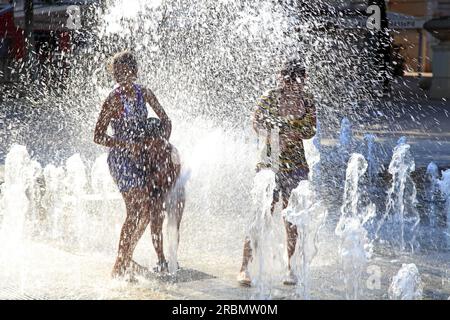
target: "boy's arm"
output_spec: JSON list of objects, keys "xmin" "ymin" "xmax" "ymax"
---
[
  {"xmin": 253, "ymin": 90, "xmax": 277, "ymax": 133},
  {"xmin": 286, "ymin": 94, "xmax": 317, "ymax": 139}
]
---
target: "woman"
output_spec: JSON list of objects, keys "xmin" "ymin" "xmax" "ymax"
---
[{"xmin": 94, "ymin": 51, "xmax": 172, "ymax": 278}]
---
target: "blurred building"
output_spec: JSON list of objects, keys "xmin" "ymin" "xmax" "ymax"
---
[
  {"xmin": 387, "ymin": 0, "xmax": 450, "ymax": 74},
  {"xmin": 333, "ymin": 0, "xmax": 450, "ymax": 74},
  {"xmin": 0, "ymin": 0, "xmax": 99, "ymax": 84}
]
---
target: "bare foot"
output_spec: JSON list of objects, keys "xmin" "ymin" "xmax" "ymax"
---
[
  {"xmin": 111, "ymin": 262, "xmax": 126, "ymax": 279},
  {"xmin": 237, "ymin": 269, "xmax": 252, "ymax": 287},
  {"xmin": 153, "ymin": 260, "xmax": 169, "ymax": 273}
]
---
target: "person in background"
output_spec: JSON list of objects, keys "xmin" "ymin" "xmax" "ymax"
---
[{"xmin": 237, "ymin": 59, "xmax": 317, "ymax": 286}]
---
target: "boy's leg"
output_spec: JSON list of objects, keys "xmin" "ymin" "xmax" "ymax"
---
[
  {"xmin": 281, "ymin": 168, "xmax": 308, "ymax": 285},
  {"xmin": 150, "ymin": 195, "xmax": 167, "ymax": 271}
]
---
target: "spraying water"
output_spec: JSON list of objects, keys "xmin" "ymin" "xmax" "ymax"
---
[
  {"xmin": 388, "ymin": 263, "xmax": 423, "ymax": 300},
  {"xmin": 283, "ymin": 180, "xmax": 327, "ymax": 299},
  {"xmin": 165, "ymin": 165, "xmax": 190, "ymax": 274},
  {"xmin": 378, "ymin": 138, "xmax": 420, "ymax": 251},
  {"xmin": 335, "ymin": 153, "xmax": 374, "ymax": 300},
  {"xmin": 426, "ymin": 162, "xmax": 440, "ymax": 228},
  {"xmin": 438, "ymin": 169, "xmax": 450, "ymax": 246},
  {"xmin": 88, "ymin": 154, "xmax": 124, "ymax": 253},
  {"xmin": 42, "ymin": 164, "xmax": 66, "ymax": 240},
  {"xmin": 62, "ymin": 154, "xmax": 89, "ymax": 250},
  {"xmin": 306, "ymin": 121, "xmax": 321, "ymax": 185},
  {"xmin": 0, "ymin": 145, "xmax": 34, "ymax": 244},
  {"xmin": 247, "ymin": 169, "xmax": 281, "ymax": 299},
  {"xmin": 363, "ymin": 134, "xmax": 378, "ymax": 186},
  {"xmin": 0, "ymin": 145, "xmax": 35, "ymax": 292},
  {"xmin": 339, "ymin": 118, "xmax": 353, "ymax": 158},
  {"xmin": 90, "ymin": 153, "xmax": 119, "ymax": 196},
  {"xmin": 0, "ymin": 0, "xmax": 449, "ymax": 300}
]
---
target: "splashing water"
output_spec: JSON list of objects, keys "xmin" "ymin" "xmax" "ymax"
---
[
  {"xmin": 335, "ymin": 153, "xmax": 374, "ymax": 300},
  {"xmin": 63, "ymin": 154, "xmax": 89, "ymax": 250},
  {"xmin": 336, "ymin": 154, "xmax": 369, "ymax": 231},
  {"xmin": 388, "ymin": 263, "xmax": 423, "ymax": 300},
  {"xmin": 87, "ymin": 154, "xmax": 124, "ymax": 253},
  {"xmin": 426, "ymin": 162, "xmax": 440, "ymax": 228},
  {"xmin": 42, "ymin": 164, "xmax": 66, "ymax": 240},
  {"xmin": 164, "ymin": 167, "xmax": 190, "ymax": 274},
  {"xmin": 338, "ymin": 218, "xmax": 370, "ymax": 300},
  {"xmin": 363, "ymin": 134, "xmax": 379, "ymax": 186},
  {"xmin": 438, "ymin": 169, "xmax": 450, "ymax": 246},
  {"xmin": 1, "ymin": 0, "xmax": 450, "ymax": 300},
  {"xmin": 0, "ymin": 145, "xmax": 33, "ymax": 244},
  {"xmin": 305, "ymin": 123, "xmax": 321, "ymax": 185},
  {"xmin": 378, "ymin": 139, "xmax": 420, "ymax": 251},
  {"xmin": 339, "ymin": 118, "xmax": 353, "ymax": 157},
  {"xmin": 283, "ymin": 180, "xmax": 327, "ymax": 299},
  {"xmin": 0, "ymin": 145, "xmax": 36, "ymax": 291},
  {"xmin": 90, "ymin": 153, "xmax": 119, "ymax": 196},
  {"xmin": 247, "ymin": 169, "xmax": 282, "ymax": 299}
]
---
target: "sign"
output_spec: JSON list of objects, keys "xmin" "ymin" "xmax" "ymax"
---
[{"xmin": 338, "ymin": 12, "xmax": 428, "ymax": 30}]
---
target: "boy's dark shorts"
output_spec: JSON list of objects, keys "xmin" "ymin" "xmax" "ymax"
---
[{"xmin": 273, "ymin": 167, "xmax": 309, "ymax": 202}]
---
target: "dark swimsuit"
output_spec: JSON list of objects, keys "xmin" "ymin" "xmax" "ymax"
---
[{"xmin": 107, "ymin": 84, "xmax": 149, "ymax": 193}]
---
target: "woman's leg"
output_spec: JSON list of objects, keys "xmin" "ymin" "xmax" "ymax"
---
[{"xmin": 112, "ymin": 187, "xmax": 151, "ymax": 278}]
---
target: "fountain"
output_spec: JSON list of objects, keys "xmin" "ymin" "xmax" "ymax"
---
[
  {"xmin": 305, "ymin": 120, "xmax": 321, "ymax": 185},
  {"xmin": 438, "ymin": 169, "xmax": 450, "ymax": 246},
  {"xmin": 88, "ymin": 153, "xmax": 124, "ymax": 253},
  {"xmin": 0, "ymin": 0, "xmax": 449, "ymax": 300},
  {"xmin": 42, "ymin": 164, "xmax": 66, "ymax": 240},
  {"xmin": 90, "ymin": 153, "xmax": 119, "ymax": 196},
  {"xmin": 426, "ymin": 162, "xmax": 440, "ymax": 228},
  {"xmin": 362, "ymin": 134, "xmax": 379, "ymax": 186},
  {"xmin": 62, "ymin": 154, "xmax": 89, "ymax": 250},
  {"xmin": 0, "ymin": 145, "xmax": 36, "ymax": 291},
  {"xmin": 25, "ymin": 159, "xmax": 44, "ymax": 238},
  {"xmin": 339, "ymin": 118, "xmax": 353, "ymax": 160},
  {"xmin": 335, "ymin": 153, "xmax": 374, "ymax": 300},
  {"xmin": 247, "ymin": 169, "xmax": 281, "ymax": 299},
  {"xmin": 0, "ymin": 145, "xmax": 34, "ymax": 244},
  {"xmin": 318, "ymin": 117, "xmax": 356, "ymax": 205},
  {"xmin": 388, "ymin": 264, "xmax": 423, "ymax": 300},
  {"xmin": 283, "ymin": 180, "xmax": 327, "ymax": 299},
  {"xmin": 377, "ymin": 138, "xmax": 420, "ymax": 251},
  {"xmin": 165, "ymin": 166, "xmax": 191, "ymax": 274}
]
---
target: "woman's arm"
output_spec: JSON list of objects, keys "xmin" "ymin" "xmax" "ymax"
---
[
  {"xmin": 143, "ymin": 88, "xmax": 172, "ymax": 140},
  {"xmin": 93, "ymin": 94, "xmax": 129, "ymax": 149}
]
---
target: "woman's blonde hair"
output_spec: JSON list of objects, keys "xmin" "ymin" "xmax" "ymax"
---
[{"xmin": 108, "ymin": 50, "xmax": 138, "ymax": 80}]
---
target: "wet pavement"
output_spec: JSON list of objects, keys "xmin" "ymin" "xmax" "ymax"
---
[{"xmin": 0, "ymin": 231, "xmax": 449, "ymax": 300}]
